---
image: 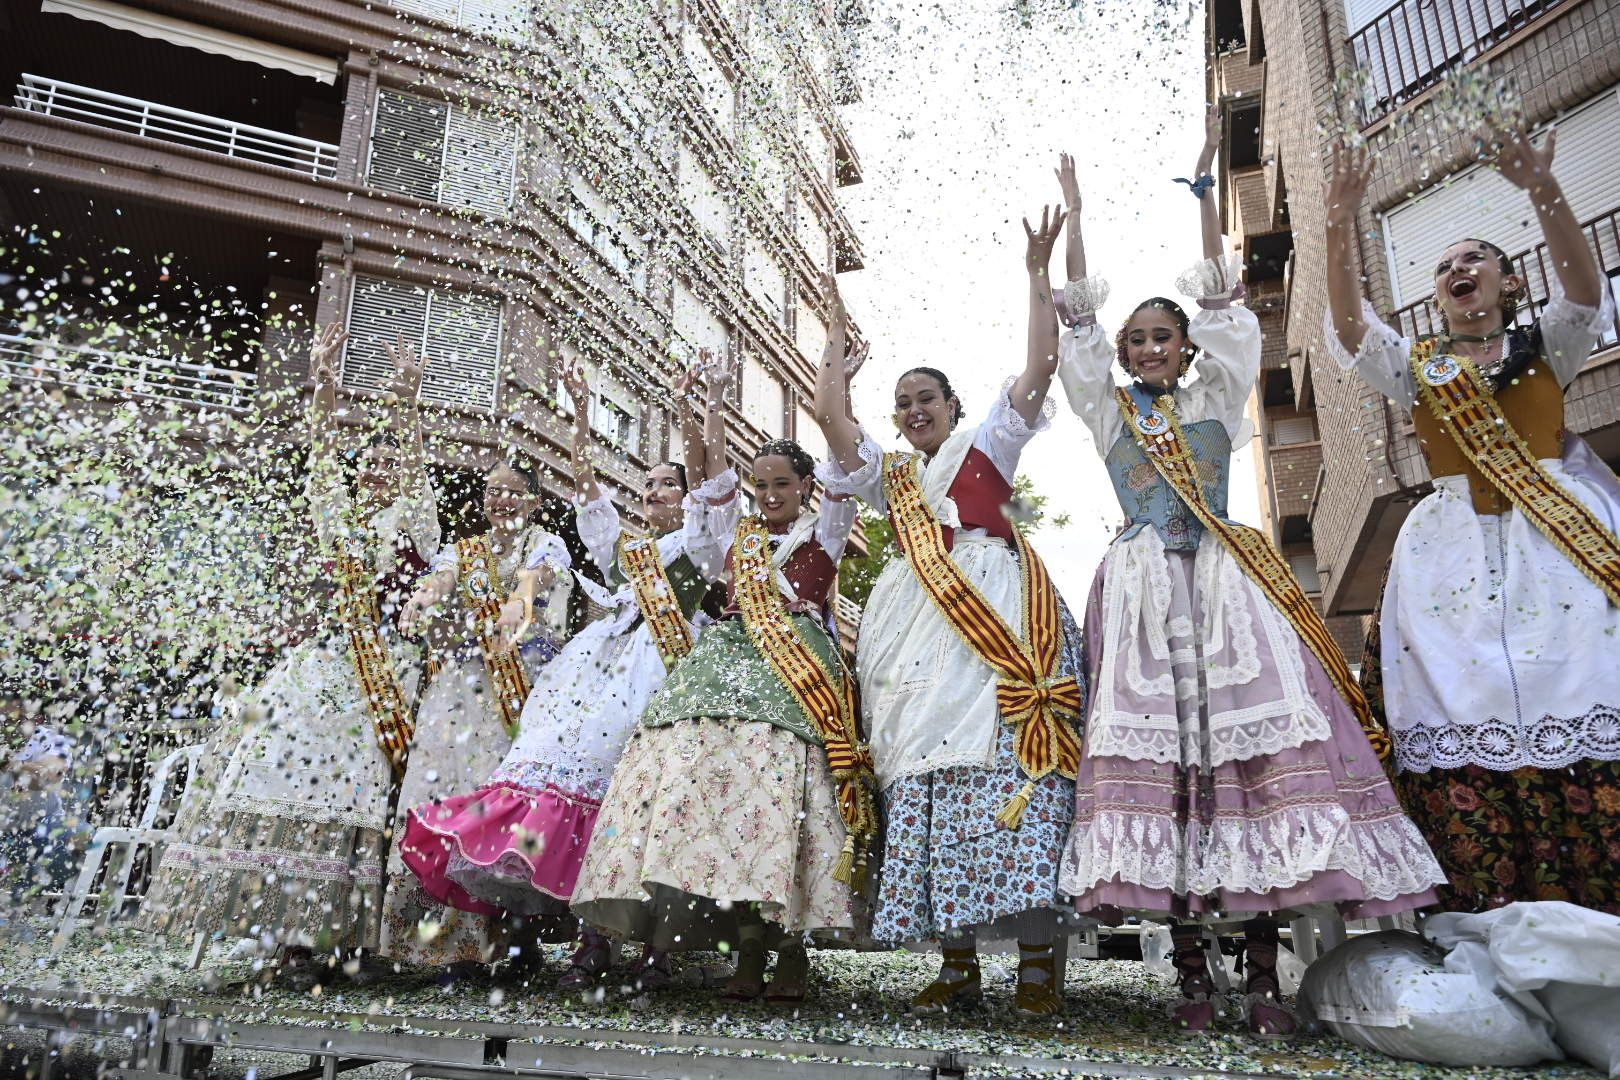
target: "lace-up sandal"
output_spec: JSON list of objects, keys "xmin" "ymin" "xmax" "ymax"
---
[
  {"xmin": 910, "ymin": 946, "xmax": 982, "ymax": 1014},
  {"xmin": 1013, "ymin": 943, "xmax": 1063, "ymax": 1017},
  {"xmin": 1169, "ymin": 927, "xmax": 1217, "ymax": 1033},
  {"xmin": 556, "ymin": 932, "xmax": 613, "ymax": 991},
  {"xmin": 1242, "ymin": 919, "xmax": 1298, "ymax": 1038}
]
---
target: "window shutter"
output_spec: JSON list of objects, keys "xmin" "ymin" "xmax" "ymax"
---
[
  {"xmin": 796, "ymin": 402, "xmax": 826, "ymax": 461},
  {"xmin": 343, "ymin": 276, "xmax": 429, "ymax": 394},
  {"xmin": 678, "ymin": 145, "xmax": 729, "ymax": 249},
  {"xmin": 1271, "ymin": 415, "xmax": 1317, "ymax": 446},
  {"xmin": 442, "ymin": 107, "xmax": 517, "ymax": 215},
  {"xmin": 1288, "ymin": 553, "xmax": 1322, "ymax": 593},
  {"xmin": 795, "ymin": 306, "xmax": 826, "ymax": 367},
  {"xmin": 796, "ymin": 195, "xmax": 829, "ymax": 270},
  {"xmin": 423, "ymin": 289, "xmax": 502, "ymax": 411},
  {"xmin": 457, "ymin": 0, "xmax": 531, "ymax": 40},
  {"xmin": 741, "ymin": 354, "xmax": 783, "ymax": 437},
  {"xmin": 368, "ymin": 89, "xmax": 447, "ymax": 203},
  {"xmin": 745, "ymin": 240, "xmax": 787, "ymax": 321},
  {"xmin": 390, "ymin": 0, "xmax": 459, "ymax": 25}
]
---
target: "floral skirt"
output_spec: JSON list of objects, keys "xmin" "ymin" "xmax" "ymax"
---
[{"xmin": 571, "ymin": 717, "xmax": 858, "ymax": 949}]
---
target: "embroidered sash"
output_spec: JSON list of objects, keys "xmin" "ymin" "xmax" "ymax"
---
[
  {"xmin": 456, "ymin": 534, "xmax": 533, "ymax": 737},
  {"xmin": 333, "ymin": 533, "xmax": 415, "ymax": 774},
  {"xmin": 881, "ymin": 452, "xmax": 1084, "ymax": 828},
  {"xmin": 1113, "ymin": 389, "xmax": 1390, "ymax": 761},
  {"xmin": 732, "ymin": 514, "xmax": 877, "ymax": 888},
  {"xmin": 1411, "ymin": 342, "xmax": 1620, "ymax": 606},
  {"xmin": 620, "ymin": 535, "xmax": 696, "ymax": 670}
]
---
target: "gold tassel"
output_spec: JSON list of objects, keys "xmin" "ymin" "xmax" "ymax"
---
[
  {"xmin": 996, "ymin": 781, "xmax": 1036, "ymax": 831},
  {"xmin": 852, "ymin": 845, "xmax": 870, "ymax": 893},
  {"xmin": 833, "ymin": 834, "xmax": 857, "ymax": 887}
]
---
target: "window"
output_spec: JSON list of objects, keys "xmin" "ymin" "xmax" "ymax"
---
[
  {"xmin": 741, "ymin": 354, "xmax": 786, "ymax": 437},
  {"xmin": 797, "ymin": 99, "xmax": 831, "ymax": 179},
  {"xmin": 566, "ymin": 174, "xmax": 648, "ymax": 291},
  {"xmin": 743, "ymin": 120, "xmax": 789, "ymax": 212},
  {"xmin": 796, "ymin": 401, "xmax": 826, "ymax": 461},
  {"xmin": 343, "ymin": 275, "xmax": 502, "ymax": 411},
  {"xmin": 678, "ymin": 144, "xmax": 729, "ymax": 249},
  {"xmin": 1270, "ymin": 415, "xmax": 1318, "ymax": 446},
  {"xmin": 795, "ymin": 304, "xmax": 826, "ymax": 366},
  {"xmin": 745, "ymin": 240, "xmax": 788, "ymax": 323},
  {"xmin": 683, "ymin": 24, "xmax": 734, "ymax": 134},
  {"xmin": 1226, "ymin": 99, "xmax": 1261, "ymax": 169},
  {"xmin": 673, "ymin": 282, "xmax": 729, "ymax": 364},
  {"xmin": 390, "ymin": 0, "xmax": 530, "ymax": 41},
  {"xmin": 1288, "ymin": 551, "xmax": 1322, "ymax": 593},
  {"xmin": 796, "ymin": 195, "xmax": 830, "ymax": 270},
  {"xmin": 368, "ymin": 88, "xmax": 517, "ymax": 216},
  {"xmin": 1212, "ymin": 0, "xmax": 1246, "ymax": 53}
]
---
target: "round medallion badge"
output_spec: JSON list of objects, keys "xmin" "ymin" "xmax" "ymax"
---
[
  {"xmin": 1136, "ymin": 412, "xmax": 1170, "ymax": 437},
  {"xmin": 1422, "ymin": 355, "xmax": 1462, "ymax": 386},
  {"xmin": 464, "ymin": 568, "xmax": 493, "ymax": 601}
]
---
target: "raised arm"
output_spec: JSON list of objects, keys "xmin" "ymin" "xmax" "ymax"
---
[
  {"xmin": 562, "ymin": 359, "xmax": 601, "ymax": 506},
  {"xmin": 1196, "ymin": 105, "xmax": 1222, "ymax": 264},
  {"xmin": 307, "ymin": 322, "xmax": 348, "ymax": 467},
  {"xmin": 1056, "ymin": 153, "xmax": 1086, "ymax": 283},
  {"xmin": 672, "ymin": 363, "xmax": 705, "ymax": 487},
  {"xmin": 1011, "ymin": 204, "xmax": 1067, "ymax": 425},
  {"xmin": 696, "ymin": 352, "xmax": 731, "ymax": 487},
  {"xmin": 810, "ymin": 273, "xmax": 865, "ymax": 472},
  {"xmin": 1494, "ymin": 127, "xmax": 1601, "ymax": 308},
  {"xmin": 382, "ymin": 334, "xmax": 428, "ymax": 479},
  {"xmin": 1324, "ymin": 138, "xmax": 1376, "ymax": 356}
]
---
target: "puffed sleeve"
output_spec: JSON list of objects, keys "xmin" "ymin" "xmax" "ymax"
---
[
  {"xmin": 975, "ymin": 379, "xmax": 1054, "ymax": 481},
  {"xmin": 522, "ymin": 528, "xmax": 573, "ymax": 573},
  {"xmin": 303, "ymin": 455, "xmax": 354, "ymax": 554},
  {"xmin": 814, "ymin": 491, "xmax": 858, "ymax": 564},
  {"xmin": 1056, "ymin": 323, "xmax": 1122, "ymax": 454},
  {"xmin": 815, "ymin": 429, "xmax": 886, "ymax": 511},
  {"xmin": 397, "ymin": 475, "xmax": 442, "ymax": 561},
  {"xmin": 1322, "ymin": 300, "xmax": 1417, "ymax": 408},
  {"xmin": 574, "ymin": 493, "xmax": 621, "ymax": 574},
  {"xmin": 1538, "ymin": 281, "xmax": 1614, "ymax": 387},
  {"xmin": 682, "ymin": 468, "xmax": 739, "ymax": 573}
]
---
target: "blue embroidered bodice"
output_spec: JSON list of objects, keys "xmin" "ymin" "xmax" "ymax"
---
[{"xmin": 1104, "ymin": 414, "xmax": 1233, "ymax": 552}]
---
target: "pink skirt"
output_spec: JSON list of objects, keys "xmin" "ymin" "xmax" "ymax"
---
[{"xmin": 399, "ymin": 782, "xmax": 599, "ymax": 917}]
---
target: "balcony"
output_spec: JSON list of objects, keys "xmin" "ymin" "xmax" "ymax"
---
[
  {"xmin": 13, "ymin": 74, "xmax": 338, "ymax": 179},
  {"xmin": 1349, "ymin": 0, "xmax": 1568, "ymax": 126},
  {"xmin": 1389, "ymin": 204, "xmax": 1620, "ymax": 351},
  {"xmin": 0, "ymin": 333, "xmax": 258, "ymax": 413}
]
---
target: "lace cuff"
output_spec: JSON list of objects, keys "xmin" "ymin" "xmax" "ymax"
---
[
  {"xmin": 523, "ymin": 529, "xmax": 572, "ymax": 573},
  {"xmin": 1320, "ymin": 300, "xmax": 1402, "ymax": 373},
  {"xmin": 1063, "ymin": 276, "xmax": 1110, "ymax": 323},
  {"xmin": 995, "ymin": 376, "xmax": 1056, "ymax": 432},
  {"xmin": 688, "ymin": 467, "xmax": 738, "ymax": 506},
  {"xmin": 1175, "ymin": 254, "xmax": 1244, "ymax": 303},
  {"xmin": 814, "ymin": 432, "xmax": 883, "ymax": 496},
  {"xmin": 574, "ymin": 494, "xmax": 620, "ymax": 561}
]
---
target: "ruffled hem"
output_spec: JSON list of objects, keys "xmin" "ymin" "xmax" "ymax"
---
[
  {"xmin": 814, "ymin": 431, "xmax": 884, "ymax": 496},
  {"xmin": 1320, "ymin": 299, "xmax": 1406, "ymax": 374},
  {"xmin": 399, "ymin": 781, "xmax": 600, "ymax": 917},
  {"xmin": 687, "ymin": 467, "xmax": 738, "ymax": 505},
  {"xmin": 1175, "ymin": 254, "xmax": 1244, "ymax": 301},
  {"xmin": 994, "ymin": 376, "xmax": 1056, "ymax": 430},
  {"xmin": 1394, "ymin": 703, "xmax": 1620, "ymax": 774},
  {"xmin": 1062, "ymin": 275, "xmax": 1110, "ymax": 323}
]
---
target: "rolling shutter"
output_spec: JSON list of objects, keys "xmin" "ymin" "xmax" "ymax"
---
[
  {"xmin": 344, "ymin": 274, "xmax": 502, "ymax": 411},
  {"xmin": 368, "ymin": 87, "xmax": 516, "ymax": 215},
  {"xmin": 342, "ymin": 276, "xmax": 428, "ymax": 394}
]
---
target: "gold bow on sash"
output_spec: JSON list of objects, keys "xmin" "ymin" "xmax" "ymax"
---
[
  {"xmin": 620, "ymin": 535, "xmax": 696, "ymax": 671},
  {"xmin": 881, "ymin": 453, "xmax": 1084, "ymax": 828},
  {"xmin": 1411, "ymin": 342, "xmax": 1620, "ymax": 607},
  {"xmin": 333, "ymin": 536, "xmax": 415, "ymax": 775},
  {"xmin": 1113, "ymin": 389, "xmax": 1391, "ymax": 762},
  {"xmin": 732, "ymin": 515, "xmax": 877, "ymax": 889},
  {"xmin": 456, "ymin": 534, "xmax": 533, "ymax": 737}
]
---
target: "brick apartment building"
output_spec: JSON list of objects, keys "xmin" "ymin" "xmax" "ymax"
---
[
  {"xmin": 1206, "ymin": 0, "xmax": 1620, "ymax": 650},
  {"xmin": 0, "ymin": 0, "xmax": 866, "ymax": 530}
]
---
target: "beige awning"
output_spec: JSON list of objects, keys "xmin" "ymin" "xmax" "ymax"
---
[{"xmin": 41, "ymin": 0, "xmax": 341, "ymax": 84}]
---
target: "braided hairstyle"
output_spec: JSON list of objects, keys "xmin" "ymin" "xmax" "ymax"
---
[
  {"xmin": 1116, "ymin": 297, "xmax": 1199, "ymax": 379},
  {"xmin": 753, "ymin": 438, "xmax": 816, "ymax": 507},
  {"xmin": 897, "ymin": 366, "xmax": 965, "ymax": 426}
]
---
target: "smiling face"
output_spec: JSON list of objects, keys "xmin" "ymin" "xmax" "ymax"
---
[
  {"xmin": 355, "ymin": 441, "xmax": 402, "ymax": 509},
  {"xmin": 1122, "ymin": 308, "xmax": 1187, "ymax": 389},
  {"xmin": 641, "ymin": 463, "xmax": 687, "ymax": 533},
  {"xmin": 893, "ymin": 372, "xmax": 957, "ymax": 456},
  {"xmin": 482, "ymin": 464, "xmax": 537, "ymax": 532},
  {"xmin": 752, "ymin": 454, "xmax": 811, "ymax": 529},
  {"xmin": 1434, "ymin": 240, "xmax": 1519, "ymax": 330}
]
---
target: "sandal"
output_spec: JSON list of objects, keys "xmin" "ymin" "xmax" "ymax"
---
[
  {"xmin": 557, "ymin": 933, "xmax": 613, "ymax": 992},
  {"xmin": 626, "ymin": 947, "xmax": 674, "ymax": 993},
  {"xmin": 764, "ymin": 941, "xmax": 808, "ymax": 1004},
  {"xmin": 723, "ymin": 930, "xmax": 767, "ymax": 1001},
  {"xmin": 1242, "ymin": 919, "xmax": 1298, "ymax": 1038},
  {"xmin": 1169, "ymin": 927, "xmax": 1217, "ymax": 1033},
  {"xmin": 1013, "ymin": 943, "xmax": 1062, "ymax": 1018},
  {"xmin": 910, "ymin": 946, "xmax": 982, "ymax": 1015}
]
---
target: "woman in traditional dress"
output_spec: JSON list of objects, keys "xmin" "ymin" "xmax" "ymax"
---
[
  {"xmin": 1324, "ymin": 127, "xmax": 1619, "ymax": 914},
  {"xmin": 400, "ymin": 359, "xmax": 725, "ymax": 990},
  {"xmin": 380, "ymin": 459, "xmax": 574, "ymax": 974},
  {"xmin": 142, "ymin": 325, "xmax": 440, "ymax": 985},
  {"xmin": 811, "ymin": 208, "xmax": 1085, "ymax": 1017},
  {"xmin": 1055, "ymin": 117, "xmax": 1444, "ymax": 1035},
  {"xmin": 571, "ymin": 421, "xmax": 874, "ymax": 1003}
]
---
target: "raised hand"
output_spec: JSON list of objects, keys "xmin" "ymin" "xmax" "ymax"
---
[
  {"xmin": 698, "ymin": 355, "xmax": 733, "ymax": 405},
  {"xmin": 309, "ymin": 322, "xmax": 347, "ymax": 386},
  {"xmin": 399, "ymin": 583, "xmax": 439, "ymax": 638},
  {"xmin": 821, "ymin": 272, "xmax": 846, "ymax": 333},
  {"xmin": 1203, "ymin": 102, "xmax": 1221, "ymax": 152},
  {"xmin": 561, "ymin": 357, "xmax": 590, "ymax": 414},
  {"xmin": 1055, "ymin": 152, "xmax": 1081, "ymax": 212},
  {"xmin": 383, "ymin": 334, "xmax": 424, "ymax": 402},
  {"xmin": 1490, "ymin": 126, "xmax": 1557, "ymax": 193},
  {"xmin": 1023, "ymin": 205, "xmax": 1067, "ymax": 276},
  {"xmin": 843, "ymin": 339, "xmax": 869, "ymax": 384},
  {"xmin": 1324, "ymin": 138, "xmax": 1373, "ymax": 231}
]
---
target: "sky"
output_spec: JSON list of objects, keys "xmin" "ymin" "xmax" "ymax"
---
[{"xmin": 836, "ymin": 0, "xmax": 1260, "ymax": 599}]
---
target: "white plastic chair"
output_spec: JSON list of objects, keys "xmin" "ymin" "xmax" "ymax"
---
[{"xmin": 51, "ymin": 743, "xmax": 203, "ymax": 955}]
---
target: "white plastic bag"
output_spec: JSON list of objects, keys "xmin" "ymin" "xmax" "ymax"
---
[{"xmin": 1297, "ymin": 930, "xmax": 1561, "ymax": 1067}]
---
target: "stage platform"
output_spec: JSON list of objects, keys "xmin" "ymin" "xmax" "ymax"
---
[{"xmin": 0, "ymin": 922, "xmax": 1603, "ymax": 1080}]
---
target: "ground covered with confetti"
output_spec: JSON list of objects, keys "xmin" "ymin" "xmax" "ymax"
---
[{"xmin": 0, "ymin": 920, "xmax": 1602, "ymax": 1078}]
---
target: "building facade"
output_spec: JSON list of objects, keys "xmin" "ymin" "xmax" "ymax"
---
[
  {"xmin": 0, "ymin": 0, "xmax": 866, "ymax": 527},
  {"xmin": 1207, "ymin": 0, "xmax": 1620, "ymax": 647}
]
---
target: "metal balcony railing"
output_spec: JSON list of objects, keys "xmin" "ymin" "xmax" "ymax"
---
[
  {"xmin": 1389, "ymin": 205, "xmax": 1620, "ymax": 352},
  {"xmin": 12, "ymin": 74, "xmax": 338, "ymax": 179},
  {"xmin": 0, "ymin": 333, "xmax": 259, "ymax": 413},
  {"xmin": 1348, "ymin": 0, "xmax": 1565, "ymax": 125}
]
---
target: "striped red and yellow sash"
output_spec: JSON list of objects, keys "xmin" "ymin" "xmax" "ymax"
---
[
  {"xmin": 1113, "ymin": 389, "xmax": 1389, "ymax": 761},
  {"xmin": 732, "ymin": 515, "xmax": 877, "ymax": 889},
  {"xmin": 620, "ymin": 535, "xmax": 695, "ymax": 671},
  {"xmin": 1411, "ymin": 342, "xmax": 1620, "ymax": 606},
  {"xmin": 881, "ymin": 453, "xmax": 1084, "ymax": 827},
  {"xmin": 456, "ymin": 535, "xmax": 533, "ymax": 737},
  {"xmin": 334, "ymin": 541, "xmax": 415, "ymax": 775}
]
